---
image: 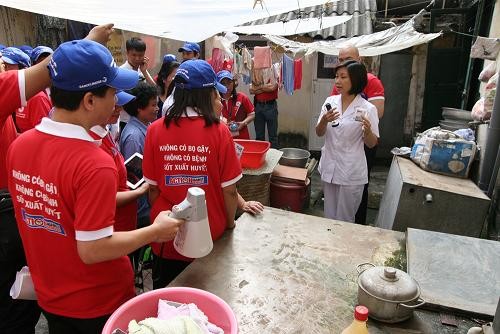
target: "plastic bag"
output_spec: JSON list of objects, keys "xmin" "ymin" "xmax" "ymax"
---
[
  {"xmin": 471, "ymin": 97, "xmax": 491, "ymax": 121},
  {"xmin": 478, "ymin": 61, "xmax": 496, "ymax": 82}
]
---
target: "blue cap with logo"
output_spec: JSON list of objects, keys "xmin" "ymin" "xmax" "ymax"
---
[
  {"xmin": 31, "ymin": 46, "xmax": 54, "ymax": 63},
  {"xmin": 48, "ymin": 39, "xmax": 139, "ymax": 92},
  {"xmin": 175, "ymin": 59, "xmax": 226, "ymax": 94},
  {"xmin": 116, "ymin": 91, "xmax": 136, "ymax": 106},
  {"xmin": 178, "ymin": 42, "xmax": 200, "ymax": 54},
  {"xmin": 1, "ymin": 47, "xmax": 31, "ymax": 68},
  {"xmin": 163, "ymin": 53, "xmax": 178, "ymax": 64},
  {"xmin": 216, "ymin": 70, "xmax": 233, "ymax": 82}
]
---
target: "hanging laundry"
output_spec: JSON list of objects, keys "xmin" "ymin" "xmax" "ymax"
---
[
  {"xmin": 253, "ymin": 46, "xmax": 272, "ymax": 69},
  {"xmin": 273, "ymin": 62, "xmax": 282, "ymax": 88},
  {"xmin": 470, "ymin": 37, "xmax": 500, "ymax": 60},
  {"xmin": 209, "ymin": 47, "xmax": 224, "ymax": 73},
  {"xmin": 282, "ymin": 54, "xmax": 295, "ymax": 95},
  {"xmin": 242, "ymin": 47, "xmax": 252, "ymax": 76},
  {"xmin": 234, "ymin": 52, "xmax": 243, "ymax": 76},
  {"xmin": 293, "ymin": 59, "xmax": 302, "ymax": 90}
]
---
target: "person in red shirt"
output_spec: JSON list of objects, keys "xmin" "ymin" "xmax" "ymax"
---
[
  {"xmin": 0, "ymin": 23, "xmax": 119, "ymax": 334},
  {"xmin": 217, "ymin": 70, "xmax": 255, "ymax": 139},
  {"xmin": 330, "ymin": 44, "xmax": 385, "ymax": 225},
  {"xmin": 7, "ymin": 39, "xmax": 184, "ymax": 334},
  {"xmin": 143, "ymin": 60, "xmax": 242, "ymax": 288},
  {"xmin": 249, "ymin": 67, "xmax": 279, "ymax": 148},
  {"xmin": 90, "ymin": 91, "xmax": 148, "ymax": 232}
]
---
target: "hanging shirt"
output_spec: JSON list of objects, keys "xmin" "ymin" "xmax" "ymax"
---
[
  {"xmin": 253, "ymin": 46, "xmax": 272, "ymax": 69},
  {"xmin": 294, "ymin": 58, "xmax": 303, "ymax": 90},
  {"xmin": 282, "ymin": 54, "xmax": 295, "ymax": 95}
]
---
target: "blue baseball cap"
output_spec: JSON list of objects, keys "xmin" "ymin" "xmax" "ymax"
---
[
  {"xmin": 31, "ymin": 46, "xmax": 54, "ymax": 63},
  {"xmin": 48, "ymin": 39, "xmax": 139, "ymax": 92},
  {"xmin": 116, "ymin": 91, "xmax": 135, "ymax": 106},
  {"xmin": 175, "ymin": 59, "xmax": 226, "ymax": 94},
  {"xmin": 17, "ymin": 45, "xmax": 33, "ymax": 57},
  {"xmin": 1, "ymin": 47, "xmax": 31, "ymax": 68},
  {"xmin": 217, "ymin": 70, "xmax": 233, "ymax": 82},
  {"xmin": 178, "ymin": 42, "xmax": 200, "ymax": 54},
  {"xmin": 163, "ymin": 53, "xmax": 177, "ymax": 64}
]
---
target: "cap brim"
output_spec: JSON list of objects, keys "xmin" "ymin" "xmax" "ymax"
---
[
  {"xmin": 116, "ymin": 91, "xmax": 136, "ymax": 106},
  {"xmin": 215, "ymin": 81, "xmax": 227, "ymax": 94},
  {"xmin": 108, "ymin": 67, "xmax": 139, "ymax": 90},
  {"xmin": 1, "ymin": 56, "xmax": 17, "ymax": 65}
]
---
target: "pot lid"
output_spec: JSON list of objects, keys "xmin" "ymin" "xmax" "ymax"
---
[{"xmin": 358, "ymin": 266, "xmax": 420, "ymax": 302}]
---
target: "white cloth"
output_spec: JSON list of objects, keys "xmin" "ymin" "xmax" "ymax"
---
[
  {"xmin": 317, "ymin": 94, "xmax": 379, "ymax": 185},
  {"xmin": 128, "ymin": 316, "xmax": 203, "ymax": 334},
  {"xmin": 323, "ymin": 182, "xmax": 364, "ymax": 222}
]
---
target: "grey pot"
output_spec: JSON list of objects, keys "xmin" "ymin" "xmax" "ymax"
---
[
  {"xmin": 357, "ymin": 263, "xmax": 426, "ymax": 323},
  {"xmin": 279, "ymin": 148, "xmax": 310, "ymax": 168}
]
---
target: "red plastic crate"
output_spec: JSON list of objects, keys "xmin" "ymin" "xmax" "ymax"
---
[{"xmin": 234, "ymin": 139, "xmax": 270, "ymax": 169}]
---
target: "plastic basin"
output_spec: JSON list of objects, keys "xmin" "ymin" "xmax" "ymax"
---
[
  {"xmin": 234, "ymin": 139, "xmax": 270, "ymax": 169},
  {"xmin": 102, "ymin": 287, "xmax": 238, "ymax": 334}
]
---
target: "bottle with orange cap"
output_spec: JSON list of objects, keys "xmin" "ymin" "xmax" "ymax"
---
[{"xmin": 341, "ymin": 305, "xmax": 369, "ymax": 334}]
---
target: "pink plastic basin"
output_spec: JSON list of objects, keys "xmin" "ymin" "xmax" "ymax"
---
[
  {"xmin": 102, "ymin": 287, "xmax": 238, "ymax": 334},
  {"xmin": 234, "ymin": 139, "xmax": 270, "ymax": 169}
]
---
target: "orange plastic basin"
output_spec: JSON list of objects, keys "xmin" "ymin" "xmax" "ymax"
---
[{"xmin": 234, "ymin": 139, "xmax": 270, "ymax": 169}]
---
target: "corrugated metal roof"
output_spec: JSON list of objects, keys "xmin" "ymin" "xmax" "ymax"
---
[{"xmin": 243, "ymin": 0, "xmax": 377, "ymax": 40}]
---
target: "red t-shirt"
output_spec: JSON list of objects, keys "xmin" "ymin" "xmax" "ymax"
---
[
  {"xmin": 7, "ymin": 119, "xmax": 135, "ymax": 318},
  {"xmin": 331, "ymin": 72, "xmax": 385, "ymax": 101},
  {"xmin": 221, "ymin": 92, "xmax": 254, "ymax": 139},
  {"xmin": 15, "ymin": 90, "xmax": 52, "ymax": 133},
  {"xmin": 255, "ymin": 88, "xmax": 278, "ymax": 102},
  {"xmin": 0, "ymin": 70, "xmax": 24, "ymax": 188},
  {"xmin": 143, "ymin": 113, "xmax": 242, "ymax": 261},
  {"xmin": 90, "ymin": 126, "xmax": 138, "ymax": 232}
]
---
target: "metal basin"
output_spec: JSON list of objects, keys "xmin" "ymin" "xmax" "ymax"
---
[{"xmin": 279, "ymin": 148, "xmax": 310, "ymax": 168}]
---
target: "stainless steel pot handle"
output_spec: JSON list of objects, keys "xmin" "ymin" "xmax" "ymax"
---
[
  {"xmin": 356, "ymin": 262, "xmax": 375, "ymax": 274},
  {"xmin": 400, "ymin": 297, "xmax": 426, "ymax": 309}
]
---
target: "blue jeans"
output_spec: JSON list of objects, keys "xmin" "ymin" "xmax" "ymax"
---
[{"xmin": 254, "ymin": 101, "xmax": 278, "ymax": 148}]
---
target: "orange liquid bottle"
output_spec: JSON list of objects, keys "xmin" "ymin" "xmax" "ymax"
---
[{"xmin": 341, "ymin": 305, "xmax": 369, "ymax": 334}]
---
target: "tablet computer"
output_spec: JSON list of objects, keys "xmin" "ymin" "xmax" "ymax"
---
[{"xmin": 124, "ymin": 152, "xmax": 145, "ymax": 190}]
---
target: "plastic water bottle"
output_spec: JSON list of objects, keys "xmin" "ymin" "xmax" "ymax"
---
[{"xmin": 341, "ymin": 305, "xmax": 369, "ymax": 334}]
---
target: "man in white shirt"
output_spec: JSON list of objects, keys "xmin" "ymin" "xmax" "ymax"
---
[{"xmin": 119, "ymin": 37, "xmax": 155, "ymax": 130}]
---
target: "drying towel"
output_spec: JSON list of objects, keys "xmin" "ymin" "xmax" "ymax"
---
[
  {"xmin": 470, "ymin": 37, "xmax": 500, "ymax": 60},
  {"xmin": 209, "ymin": 48, "xmax": 224, "ymax": 73},
  {"xmin": 282, "ymin": 54, "xmax": 295, "ymax": 95},
  {"xmin": 253, "ymin": 46, "xmax": 272, "ymax": 69},
  {"xmin": 293, "ymin": 59, "xmax": 302, "ymax": 90},
  {"xmin": 128, "ymin": 316, "xmax": 203, "ymax": 334}
]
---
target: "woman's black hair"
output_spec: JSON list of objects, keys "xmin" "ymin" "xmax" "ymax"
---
[
  {"xmin": 50, "ymin": 85, "xmax": 111, "ymax": 111},
  {"xmin": 123, "ymin": 82, "xmax": 158, "ymax": 117},
  {"xmin": 164, "ymin": 77, "xmax": 219, "ymax": 128},
  {"xmin": 156, "ymin": 61, "xmax": 180, "ymax": 95},
  {"xmin": 220, "ymin": 77, "xmax": 238, "ymax": 104},
  {"xmin": 333, "ymin": 60, "xmax": 367, "ymax": 95}
]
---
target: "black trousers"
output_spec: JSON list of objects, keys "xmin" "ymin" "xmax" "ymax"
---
[
  {"xmin": 355, "ymin": 145, "xmax": 377, "ymax": 225},
  {"xmin": 152, "ymin": 257, "xmax": 190, "ymax": 289},
  {"xmin": 0, "ymin": 190, "xmax": 41, "ymax": 334},
  {"xmin": 42, "ymin": 310, "xmax": 110, "ymax": 334}
]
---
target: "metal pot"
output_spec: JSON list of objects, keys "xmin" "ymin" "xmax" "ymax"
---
[
  {"xmin": 279, "ymin": 148, "xmax": 310, "ymax": 168},
  {"xmin": 357, "ymin": 263, "xmax": 425, "ymax": 323}
]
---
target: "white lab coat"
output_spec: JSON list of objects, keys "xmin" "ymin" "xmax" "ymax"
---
[{"xmin": 317, "ymin": 94, "xmax": 379, "ymax": 186}]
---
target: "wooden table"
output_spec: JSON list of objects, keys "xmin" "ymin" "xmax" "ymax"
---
[{"xmin": 169, "ymin": 207, "xmax": 405, "ymax": 333}]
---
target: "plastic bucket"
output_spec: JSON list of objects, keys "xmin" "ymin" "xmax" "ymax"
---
[
  {"xmin": 270, "ymin": 178, "xmax": 310, "ymax": 212},
  {"xmin": 102, "ymin": 287, "xmax": 238, "ymax": 334}
]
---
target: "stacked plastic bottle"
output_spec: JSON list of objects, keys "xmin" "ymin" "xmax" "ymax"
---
[{"xmin": 341, "ymin": 305, "xmax": 369, "ymax": 334}]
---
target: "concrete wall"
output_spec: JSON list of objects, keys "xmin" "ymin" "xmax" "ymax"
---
[{"xmin": 0, "ymin": 6, "xmax": 37, "ymax": 46}]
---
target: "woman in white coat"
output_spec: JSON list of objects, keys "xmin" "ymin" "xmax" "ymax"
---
[{"xmin": 316, "ymin": 60, "xmax": 379, "ymax": 223}]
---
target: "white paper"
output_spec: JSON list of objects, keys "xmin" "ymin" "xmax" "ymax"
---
[{"xmin": 10, "ymin": 266, "xmax": 37, "ymax": 300}]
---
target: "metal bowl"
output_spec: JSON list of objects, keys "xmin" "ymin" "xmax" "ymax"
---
[{"xmin": 279, "ymin": 148, "xmax": 310, "ymax": 168}]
